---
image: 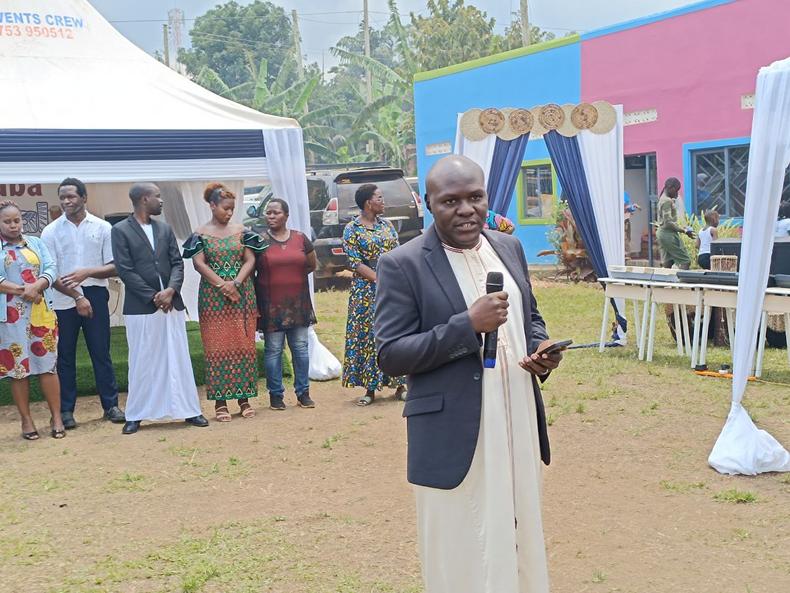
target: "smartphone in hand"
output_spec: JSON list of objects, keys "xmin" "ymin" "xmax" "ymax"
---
[{"xmin": 535, "ymin": 339, "xmax": 573, "ymax": 356}]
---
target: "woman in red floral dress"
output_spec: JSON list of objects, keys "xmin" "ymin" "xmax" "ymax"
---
[{"xmin": 0, "ymin": 201, "xmax": 64, "ymax": 440}]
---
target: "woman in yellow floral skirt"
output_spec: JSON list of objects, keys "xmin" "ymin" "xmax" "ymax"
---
[{"xmin": 0, "ymin": 201, "xmax": 64, "ymax": 440}]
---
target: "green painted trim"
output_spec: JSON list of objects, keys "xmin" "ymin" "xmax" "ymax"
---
[
  {"xmin": 516, "ymin": 158, "xmax": 558, "ymax": 226},
  {"xmin": 414, "ymin": 34, "xmax": 580, "ymax": 83}
]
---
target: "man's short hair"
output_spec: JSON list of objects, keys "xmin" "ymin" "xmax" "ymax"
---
[
  {"xmin": 129, "ymin": 183, "xmax": 156, "ymax": 206},
  {"xmin": 58, "ymin": 177, "xmax": 87, "ymax": 198}
]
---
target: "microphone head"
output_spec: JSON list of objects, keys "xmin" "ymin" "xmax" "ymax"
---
[{"xmin": 485, "ymin": 271, "xmax": 504, "ymax": 293}]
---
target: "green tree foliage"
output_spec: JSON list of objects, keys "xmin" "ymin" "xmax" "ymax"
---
[
  {"xmin": 179, "ymin": 1, "xmax": 294, "ymax": 100},
  {"xmin": 409, "ymin": 0, "xmax": 500, "ymax": 72}
]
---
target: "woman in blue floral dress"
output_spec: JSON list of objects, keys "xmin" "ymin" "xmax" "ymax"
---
[{"xmin": 342, "ymin": 184, "xmax": 406, "ymax": 406}]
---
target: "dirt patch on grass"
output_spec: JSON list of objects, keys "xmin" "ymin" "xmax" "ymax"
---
[{"xmin": 1, "ymin": 283, "xmax": 788, "ymax": 593}]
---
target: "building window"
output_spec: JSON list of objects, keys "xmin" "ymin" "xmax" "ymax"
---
[
  {"xmin": 517, "ymin": 160, "xmax": 557, "ymax": 224},
  {"xmin": 692, "ymin": 144, "xmax": 790, "ymax": 217}
]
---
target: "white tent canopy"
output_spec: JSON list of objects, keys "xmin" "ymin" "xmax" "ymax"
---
[
  {"xmin": 708, "ymin": 57, "xmax": 790, "ymax": 475},
  {"xmin": 0, "ymin": 0, "xmax": 341, "ymax": 379}
]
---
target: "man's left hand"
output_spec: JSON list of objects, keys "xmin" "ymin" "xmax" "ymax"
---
[
  {"xmin": 519, "ymin": 339, "xmax": 563, "ymax": 377},
  {"xmin": 61, "ymin": 269, "xmax": 92, "ymax": 288},
  {"xmin": 153, "ymin": 288, "xmax": 175, "ymax": 313}
]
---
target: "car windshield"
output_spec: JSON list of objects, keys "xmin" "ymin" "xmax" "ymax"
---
[{"xmin": 336, "ymin": 177, "xmax": 413, "ymax": 207}]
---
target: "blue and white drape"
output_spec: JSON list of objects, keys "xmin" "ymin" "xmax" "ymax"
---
[
  {"xmin": 544, "ymin": 107, "xmax": 626, "ymax": 343},
  {"xmin": 487, "ymin": 134, "xmax": 531, "ymax": 215}
]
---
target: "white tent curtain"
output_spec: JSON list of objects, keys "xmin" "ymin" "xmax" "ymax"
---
[
  {"xmin": 262, "ymin": 128, "xmax": 341, "ymax": 380},
  {"xmin": 708, "ymin": 57, "xmax": 790, "ymax": 475},
  {"xmin": 578, "ymin": 106, "xmax": 627, "ymax": 342},
  {"xmin": 454, "ymin": 114, "xmax": 497, "ymax": 185}
]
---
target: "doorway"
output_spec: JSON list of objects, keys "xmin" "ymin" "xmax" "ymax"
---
[{"xmin": 624, "ymin": 153, "xmax": 657, "ymax": 264}]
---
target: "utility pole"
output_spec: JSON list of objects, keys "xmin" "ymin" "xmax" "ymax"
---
[
  {"xmin": 162, "ymin": 23, "xmax": 170, "ymax": 67},
  {"xmin": 292, "ymin": 9, "xmax": 304, "ymax": 80},
  {"xmin": 520, "ymin": 0, "xmax": 530, "ymax": 47},
  {"xmin": 363, "ymin": 0, "xmax": 374, "ymax": 155}
]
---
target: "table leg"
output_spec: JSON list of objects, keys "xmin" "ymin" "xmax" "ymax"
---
[
  {"xmin": 639, "ymin": 289, "xmax": 650, "ymax": 361},
  {"xmin": 599, "ymin": 294, "xmax": 610, "ymax": 353},
  {"xmin": 691, "ymin": 300, "xmax": 702, "ymax": 369},
  {"xmin": 785, "ymin": 313, "xmax": 790, "ymax": 366},
  {"xmin": 673, "ymin": 304, "xmax": 683, "ymax": 356},
  {"xmin": 700, "ymin": 305, "xmax": 712, "ymax": 367},
  {"xmin": 681, "ymin": 304, "xmax": 692, "ymax": 358},
  {"xmin": 632, "ymin": 299, "xmax": 641, "ymax": 347},
  {"xmin": 725, "ymin": 308, "xmax": 735, "ymax": 361},
  {"xmin": 647, "ymin": 301, "xmax": 658, "ymax": 362},
  {"xmin": 756, "ymin": 312, "xmax": 768, "ymax": 378}
]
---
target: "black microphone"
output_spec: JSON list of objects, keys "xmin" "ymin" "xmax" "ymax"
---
[{"xmin": 483, "ymin": 271, "xmax": 503, "ymax": 369}]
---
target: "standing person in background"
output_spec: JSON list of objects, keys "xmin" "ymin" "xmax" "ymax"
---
[
  {"xmin": 483, "ymin": 209, "xmax": 515, "ymax": 234},
  {"xmin": 111, "ymin": 183, "xmax": 208, "ymax": 434},
  {"xmin": 0, "ymin": 201, "xmax": 65, "ymax": 440},
  {"xmin": 342, "ymin": 184, "xmax": 406, "ymax": 406},
  {"xmin": 695, "ymin": 209, "xmax": 719, "ymax": 270},
  {"xmin": 41, "ymin": 178, "xmax": 125, "ymax": 429},
  {"xmin": 656, "ymin": 178, "xmax": 694, "ymax": 269},
  {"xmin": 775, "ymin": 201, "xmax": 790, "ymax": 238},
  {"xmin": 183, "ymin": 183, "xmax": 266, "ymax": 421},
  {"xmin": 623, "ymin": 191, "xmax": 641, "ymax": 254},
  {"xmin": 255, "ymin": 198, "xmax": 317, "ymax": 410}
]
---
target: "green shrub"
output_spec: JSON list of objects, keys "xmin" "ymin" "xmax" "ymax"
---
[{"xmin": 0, "ymin": 322, "xmax": 291, "ymax": 405}]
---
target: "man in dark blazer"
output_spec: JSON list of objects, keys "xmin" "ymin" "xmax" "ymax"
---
[
  {"xmin": 375, "ymin": 155, "xmax": 563, "ymax": 593},
  {"xmin": 111, "ymin": 183, "xmax": 207, "ymax": 434}
]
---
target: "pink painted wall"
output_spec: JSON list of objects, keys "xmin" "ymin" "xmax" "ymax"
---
[{"xmin": 581, "ymin": 0, "xmax": 790, "ymax": 190}]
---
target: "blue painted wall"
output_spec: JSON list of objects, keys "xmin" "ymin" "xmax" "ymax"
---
[{"xmin": 414, "ymin": 41, "xmax": 582, "ymax": 261}]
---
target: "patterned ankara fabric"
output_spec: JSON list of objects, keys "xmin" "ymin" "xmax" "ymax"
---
[
  {"xmin": 0, "ymin": 244, "xmax": 58, "ymax": 379},
  {"xmin": 183, "ymin": 231, "xmax": 266, "ymax": 400},
  {"xmin": 341, "ymin": 217, "xmax": 405, "ymax": 391}
]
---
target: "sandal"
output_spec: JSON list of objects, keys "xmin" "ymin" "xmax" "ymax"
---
[
  {"xmin": 22, "ymin": 431, "xmax": 40, "ymax": 441},
  {"xmin": 357, "ymin": 394, "xmax": 375, "ymax": 406},
  {"xmin": 239, "ymin": 402, "xmax": 255, "ymax": 418},
  {"xmin": 214, "ymin": 405, "xmax": 232, "ymax": 422},
  {"xmin": 50, "ymin": 428, "xmax": 66, "ymax": 439}
]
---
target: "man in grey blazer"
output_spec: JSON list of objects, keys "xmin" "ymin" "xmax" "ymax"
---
[
  {"xmin": 375, "ymin": 156, "xmax": 564, "ymax": 593},
  {"xmin": 111, "ymin": 183, "xmax": 207, "ymax": 434}
]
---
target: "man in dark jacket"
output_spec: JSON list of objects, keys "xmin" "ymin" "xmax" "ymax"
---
[
  {"xmin": 375, "ymin": 156, "xmax": 563, "ymax": 593},
  {"xmin": 111, "ymin": 183, "xmax": 207, "ymax": 434}
]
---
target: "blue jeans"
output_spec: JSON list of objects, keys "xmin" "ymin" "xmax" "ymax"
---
[
  {"xmin": 264, "ymin": 326, "xmax": 309, "ymax": 399},
  {"xmin": 56, "ymin": 286, "xmax": 119, "ymax": 412}
]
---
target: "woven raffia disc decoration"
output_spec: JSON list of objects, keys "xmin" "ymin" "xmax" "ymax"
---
[
  {"xmin": 590, "ymin": 101, "xmax": 617, "ymax": 134},
  {"xmin": 496, "ymin": 109, "xmax": 520, "ymax": 140},
  {"xmin": 571, "ymin": 103, "xmax": 599, "ymax": 130},
  {"xmin": 479, "ymin": 108, "xmax": 505, "ymax": 134},
  {"xmin": 529, "ymin": 106, "xmax": 547, "ymax": 137},
  {"xmin": 538, "ymin": 103, "xmax": 565, "ymax": 130},
  {"xmin": 460, "ymin": 109, "xmax": 487, "ymax": 141},
  {"xmin": 557, "ymin": 104, "xmax": 578, "ymax": 137},
  {"xmin": 509, "ymin": 108, "xmax": 533, "ymax": 135}
]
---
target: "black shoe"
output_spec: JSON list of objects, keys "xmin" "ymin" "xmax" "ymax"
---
[
  {"xmin": 122, "ymin": 421, "xmax": 141, "ymax": 434},
  {"xmin": 297, "ymin": 392, "xmax": 315, "ymax": 408},
  {"xmin": 269, "ymin": 397, "xmax": 286, "ymax": 411},
  {"xmin": 104, "ymin": 406, "xmax": 126, "ymax": 423},
  {"xmin": 61, "ymin": 411, "xmax": 77, "ymax": 430},
  {"xmin": 185, "ymin": 415, "xmax": 209, "ymax": 427}
]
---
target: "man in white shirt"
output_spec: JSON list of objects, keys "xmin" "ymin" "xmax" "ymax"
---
[{"xmin": 41, "ymin": 178, "xmax": 125, "ymax": 429}]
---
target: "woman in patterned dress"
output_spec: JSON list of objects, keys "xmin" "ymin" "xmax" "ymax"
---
[
  {"xmin": 0, "ymin": 201, "xmax": 65, "ymax": 440},
  {"xmin": 183, "ymin": 183, "xmax": 267, "ymax": 421},
  {"xmin": 342, "ymin": 184, "xmax": 406, "ymax": 406}
]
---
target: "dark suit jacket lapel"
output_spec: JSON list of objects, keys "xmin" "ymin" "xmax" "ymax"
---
[
  {"xmin": 423, "ymin": 225, "xmax": 467, "ymax": 316},
  {"xmin": 128, "ymin": 216, "xmax": 155, "ymax": 254},
  {"xmin": 484, "ymin": 230, "xmax": 533, "ymax": 343}
]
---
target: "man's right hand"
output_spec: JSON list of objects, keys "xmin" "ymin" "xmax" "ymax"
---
[
  {"xmin": 76, "ymin": 297, "xmax": 93, "ymax": 319},
  {"xmin": 468, "ymin": 291, "xmax": 509, "ymax": 333}
]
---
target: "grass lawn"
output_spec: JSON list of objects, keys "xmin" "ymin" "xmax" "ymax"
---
[
  {"xmin": 0, "ymin": 322, "xmax": 292, "ymax": 406},
  {"xmin": 0, "ymin": 281, "xmax": 787, "ymax": 593}
]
